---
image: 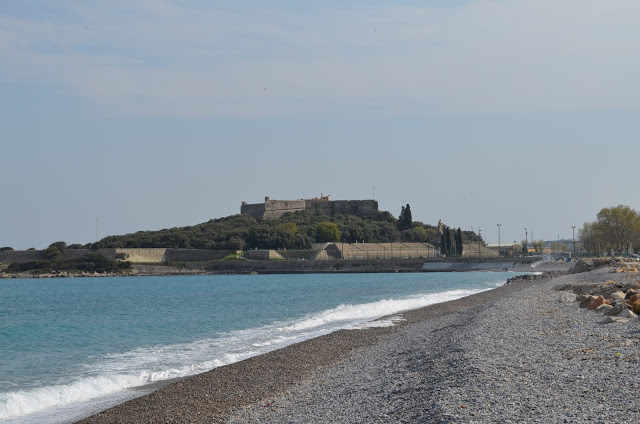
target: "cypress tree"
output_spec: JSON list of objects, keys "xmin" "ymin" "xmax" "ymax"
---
[
  {"xmin": 455, "ymin": 228, "xmax": 463, "ymax": 256},
  {"xmin": 398, "ymin": 204, "xmax": 413, "ymax": 231}
]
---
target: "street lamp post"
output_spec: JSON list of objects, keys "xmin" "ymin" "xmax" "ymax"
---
[
  {"xmin": 497, "ymin": 224, "xmax": 502, "ymax": 257},
  {"xmin": 524, "ymin": 227, "xmax": 528, "ymax": 255},
  {"xmin": 478, "ymin": 228, "xmax": 481, "ymax": 258},
  {"xmin": 572, "ymin": 226, "xmax": 576, "ymax": 258}
]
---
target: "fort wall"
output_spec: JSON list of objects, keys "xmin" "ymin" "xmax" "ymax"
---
[
  {"xmin": 245, "ymin": 250, "xmax": 284, "ymax": 260},
  {"xmin": 0, "ymin": 250, "xmax": 44, "ymax": 263},
  {"xmin": 263, "ymin": 199, "xmax": 306, "ymax": 219},
  {"xmin": 241, "ymin": 196, "xmax": 378, "ymax": 220}
]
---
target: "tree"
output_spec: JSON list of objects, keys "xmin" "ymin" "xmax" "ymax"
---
[
  {"xmin": 228, "ymin": 236, "xmax": 246, "ymax": 250},
  {"xmin": 0, "ymin": 246, "xmax": 14, "ymax": 251},
  {"xmin": 277, "ymin": 222, "xmax": 298, "ymax": 235},
  {"xmin": 594, "ymin": 205, "xmax": 640, "ymax": 255},
  {"xmin": 315, "ymin": 222, "xmax": 342, "ymax": 243},
  {"xmin": 579, "ymin": 222, "xmax": 602, "ymax": 256},
  {"xmin": 521, "ymin": 239, "xmax": 528, "ymax": 255},
  {"xmin": 397, "ymin": 204, "xmax": 413, "ymax": 231},
  {"xmin": 532, "ymin": 240, "xmax": 545, "ymax": 255},
  {"xmin": 411, "ymin": 227, "xmax": 428, "ymax": 242},
  {"xmin": 440, "ymin": 225, "xmax": 447, "ymax": 255},
  {"xmin": 455, "ymin": 228, "xmax": 463, "ymax": 256},
  {"xmin": 49, "ymin": 241, "xmax": 68, "ymax": 251}
]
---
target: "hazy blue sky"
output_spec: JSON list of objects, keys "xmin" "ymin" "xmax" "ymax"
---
[{"xmin": 2, "ymin": 0, "xmax": 639, "ymax": 250}]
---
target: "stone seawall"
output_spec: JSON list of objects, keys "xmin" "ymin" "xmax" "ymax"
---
[
  {"xmin": 200, "ymin": 259, "xmax": 426, "ymax": 274},
  {"xmin": 421, "ymin": 261, "xmax": 515, "ymax": 271}
]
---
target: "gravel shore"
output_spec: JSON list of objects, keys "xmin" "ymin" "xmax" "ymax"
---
[{"xmin": 78, "ymin": 264, "xmax": 640, "ymax": 423}]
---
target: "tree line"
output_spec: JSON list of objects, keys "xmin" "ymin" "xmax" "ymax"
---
[{"xmin": 580, "ymin": 205, "xmax": 640, "ymax": 256}]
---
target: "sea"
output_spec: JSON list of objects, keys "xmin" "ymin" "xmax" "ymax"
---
[{"xmin": 0, "ymin": 271, "xmax": 516, "ymax": 423}]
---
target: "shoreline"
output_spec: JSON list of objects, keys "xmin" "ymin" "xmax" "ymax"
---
[
  {"xmin": 75, "ymin": 270, "xmax": 557, "ymax": 424},
  {"xmin": 75, "ymin": 261, "xmax": 640, "ymax": 423}
]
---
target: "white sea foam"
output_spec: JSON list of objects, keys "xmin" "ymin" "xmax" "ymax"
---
[
  {"xmin": 277, "ymin": 288, "xmax": 486, "ymax": 333},
  {"xmin": 0, "ymin": 374, "xmax": 147, "ymax": 420},
  {"xmin": 351, "ymin": 315, "xmax": 406, "ymax": 329}
]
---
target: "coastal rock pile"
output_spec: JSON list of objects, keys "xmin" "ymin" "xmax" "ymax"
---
[
  {"xmin": 571, "ymin": 257, "xmax": 639, "ymax": 274},
  {"xmin": 505, "ymin": 271, "xmax": 565, "ymax": 285},
  {"xmin": 568, "ymin": 279, "xmax": 640, "ymax": 323}
]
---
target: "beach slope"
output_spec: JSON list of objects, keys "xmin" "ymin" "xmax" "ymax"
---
[{"xmin": 78, "ymin": 264, "xmax": 640, "ymax": 423}]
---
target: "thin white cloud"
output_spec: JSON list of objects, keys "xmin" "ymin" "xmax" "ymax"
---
[{"xmin": 2, "ymin": 0, "xmax": 640, "ymax": 116}]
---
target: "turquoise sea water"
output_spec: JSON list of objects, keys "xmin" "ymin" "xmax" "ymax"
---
[{"xmin": 0, "ymin": 272, "xmax": 514, "ymax": 423}]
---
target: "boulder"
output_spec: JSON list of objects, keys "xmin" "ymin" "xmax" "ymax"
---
[
  {"xmin": 599, "ymin": 316, "xmax": 630, "ymax": 324},
  {"xmin": 596, "ymin": 304, "xmax": 614, "ymax": 312},
  {"xmin": 616, "ymin": 309, "xmax": 638, "ymax": 319},
  {"xmin": 628, "ymin": 293, "xmax": 640, "ymax": 303},
  {"xmin": 587, "ymin": 296, "xmax": 610, "ymax": 311},
  {"xmin": 559, "ymin": 292, "xmax": 577, "ymax": 303},
  {"xmin": 609, "ymin": 291, "xmax": 626, "ymax": 301},
  {"xmin": 625, "ymin": 290, "xmax": 639, "ymax": 300},
  {"xmin": 632, "ymin": 299, "xmax": 640, "ymax": 315},
  {"xmin": 579, "ymin": 295, "xmax": 597, "ymax": 309}
]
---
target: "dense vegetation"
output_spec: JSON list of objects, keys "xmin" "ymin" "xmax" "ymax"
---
[
  {"xmin": 6, "ymin": 242, "xmax": 130, "ymax": 274},
  {"xmin": 87, "ymin": 207, "xmax": 482, "ymax": 251}
]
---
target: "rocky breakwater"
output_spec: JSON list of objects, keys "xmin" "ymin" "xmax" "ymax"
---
[
  {"xmin": 0, "ymin": 270, "xmax": 135, "ymax": 279},
  {"xmin": 505, "ymin": 270, "xmax": 567, "ymax": 285}
]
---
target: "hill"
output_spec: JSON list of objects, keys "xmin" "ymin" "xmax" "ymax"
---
[{"xmin": 86, "ymin": 209, "xmax": 482, "ymax": 251}]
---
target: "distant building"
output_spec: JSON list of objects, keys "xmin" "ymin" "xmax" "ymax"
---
[{"xmin": 241, "ymin": 195, "xmax": 378, "ymax": 220}]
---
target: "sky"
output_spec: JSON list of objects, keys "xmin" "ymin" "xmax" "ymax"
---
[{"xmin": 1, "ymin": 0, "xmax": 639, "ymax": 250}]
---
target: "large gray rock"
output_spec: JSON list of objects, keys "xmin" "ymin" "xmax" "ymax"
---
[
  {"xmin": 558, "ymin": 292, "xmax": 576, "ymax": 303},
  {"xmin": 610, "ymin": 291, "xmax": 626, "ymax": 301},
  {"xmin": 597, "ymin": 304, "xmax": 613, "ymax": 312},
  {"xmin": 599, "ymin": 316, "xmax": 630, "ymax": 324},
  {"xmin": 578, "ymin": 295, "xmax": 597, "ymax": 308},
  {"xmin": 616, "ymin": 309, "xmax": 638, "ymax": 319}
]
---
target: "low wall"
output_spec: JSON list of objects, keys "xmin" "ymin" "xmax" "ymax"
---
[
  {"xmin": 245, "ymin": 250, "xmax": 284, "ymax": 260},
  {"xmin": 0, "ymin": 248, "xmax": 237, "ymax": 264},
  {"xmin": 201, "ymin": 259, "xmax": 426, "ymax": 274},
  {"xmin": 164, "ymin": 249, "xmax": 235, "ymax": 262},
  {"xmin": 422, "ymin": 261, "xmax": 515, "ymax": 271},
  {"xmin": 116, "ymin": 249, "xmax": 166, "ymax": 263}
]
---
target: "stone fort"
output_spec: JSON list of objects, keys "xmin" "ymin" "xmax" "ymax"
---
[{"xmin": 241, "ymin": 195, "xmax": 379, "ymax": 220}]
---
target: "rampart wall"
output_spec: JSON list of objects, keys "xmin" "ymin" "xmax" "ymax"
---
[
  {"xmin": 241, "ymin": 198, "xmax": 378, "ymax": 220},
  {"xmin": 0, "ymin": 250, "xmax": 44, "ymax": 263},
  {"xmin": 245, "ymin": 250, "xmax": 284, "ymax": 260},
  {"xmin": 163, "ymin": 249, "xmax": 234, "ymax": 262}
]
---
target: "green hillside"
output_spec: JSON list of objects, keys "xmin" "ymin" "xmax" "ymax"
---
[{"xmin": 87, "ymin": 209, "xmax": 481, "ymax": 251}]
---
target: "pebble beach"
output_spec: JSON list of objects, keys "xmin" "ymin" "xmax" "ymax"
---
[{"xmin": 77, "ymin": 261, "xmax": 640, "ymax": 423}]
